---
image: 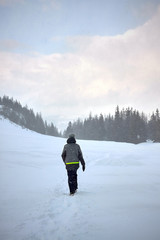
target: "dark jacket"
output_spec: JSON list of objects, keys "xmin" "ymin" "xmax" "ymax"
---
[{"xmin": 61, "ymin": 137, "xmax": 85, "ymax": 170}]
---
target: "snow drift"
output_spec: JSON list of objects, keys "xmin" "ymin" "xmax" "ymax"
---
[{"xmin": 0, "ymin": 117, "xmax": 160, "ymax": 240}]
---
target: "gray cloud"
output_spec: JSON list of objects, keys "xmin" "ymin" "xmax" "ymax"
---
[
  {"xmin": 40, "ymin": 0, "xmax": 61, "ymax": 11},
  {"xmin": 0, "ymin": 40, "xmax": 27, "ymax": 51},
  {"xmin": 0, "ymin": 0, "xmax": 24, "ymax": 6}
]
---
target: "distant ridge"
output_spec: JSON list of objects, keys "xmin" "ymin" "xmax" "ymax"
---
[{"xmin": 0, "ymin": 95, "xmax": 61, "ymax": 137}]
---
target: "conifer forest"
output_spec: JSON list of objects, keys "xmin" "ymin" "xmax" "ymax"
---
[{"xmin": 0, "ymin": 96, "xmax": 160, "ymax": 143}]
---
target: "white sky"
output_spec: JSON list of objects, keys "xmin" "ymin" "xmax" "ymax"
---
[{"xmin": 0, "ymin": 0, "xmax": 160, "ymax": 130}]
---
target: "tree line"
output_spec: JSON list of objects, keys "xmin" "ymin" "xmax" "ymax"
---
[
  {"xmin": 0, "ymin": 95, "xmax": 60, "ymax": 137},
  {"xmin": 63, "ymin": 106, "xmax": 160, "ymax": 143},
  {"xmin": 1, "ymin": 96, "xmax": 160, "ymax": 143}
]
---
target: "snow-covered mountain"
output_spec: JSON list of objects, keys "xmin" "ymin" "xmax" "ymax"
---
[
  {"xmin": 0, "ymin": 117, "xmax": 160, "ymax": 240},
  {"xmin": 0, "ymin": 96, "xmax": 60, "ymax": 137}
]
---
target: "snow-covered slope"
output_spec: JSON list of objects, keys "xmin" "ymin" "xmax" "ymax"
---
[{"xmin": 0, "ymin": 117, "xmax": 160, "ymax": 240}]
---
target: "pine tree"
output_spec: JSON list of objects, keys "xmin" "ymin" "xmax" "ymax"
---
[
  {"xmin": 113, "ymin": 106, "xmax": 123, "ymax": 142},
  {"xmin": 35, "ymin": 113, "xmax": 45, "ymax": 134},
  {"xmin": 148, "ymin": 109, "xmax": 160, "ymax": 142},
  {"xmin": 64, "ymin": 121, "xmax": 73, "ymax": 138},
  {"xmin": 97, "ymin": 114, "xmax": 106, "ymax": 140}
]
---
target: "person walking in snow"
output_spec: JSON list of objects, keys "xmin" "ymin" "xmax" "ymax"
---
[{"xmin": 61, "ymin": 134, "xmax": 85, "ymax": 195}]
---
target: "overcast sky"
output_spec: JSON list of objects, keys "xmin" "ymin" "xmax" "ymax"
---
[{"xmin": 0, "ymin": 0, "xmax": 160, "ymax": 130}]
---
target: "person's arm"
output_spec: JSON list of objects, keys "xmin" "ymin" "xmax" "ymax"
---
[
  {"xmin": 78, "ymin": 146, "xmax": 85, "ymax": 171},
  {"xmin": 61, "ymin": 147, "xmax": 66, "ymax": 163}
]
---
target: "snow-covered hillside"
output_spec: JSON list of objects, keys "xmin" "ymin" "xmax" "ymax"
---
[{"xmin": 0, "ymin": 117, "xmax": 160, "ymax": 240}]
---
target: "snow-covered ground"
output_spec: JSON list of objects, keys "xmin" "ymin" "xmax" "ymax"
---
[{"xmin": 0, "ymin": 116, "xmax": 160, "ymax": 240}]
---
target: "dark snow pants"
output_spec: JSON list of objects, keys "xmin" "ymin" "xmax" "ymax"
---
[{"xmin": 67, "ymin": 170, "xmax": 78, "ymax": 194}]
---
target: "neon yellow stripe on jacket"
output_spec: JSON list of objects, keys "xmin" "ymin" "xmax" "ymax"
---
[{"xmin": 66, "ymin": 162, "xmax": 79, "ymax": 165}]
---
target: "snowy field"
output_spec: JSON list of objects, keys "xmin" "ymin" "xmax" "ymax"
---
[{"xmin": 0, "ymin": 117, "xmax": 160, "ymax": 240}]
